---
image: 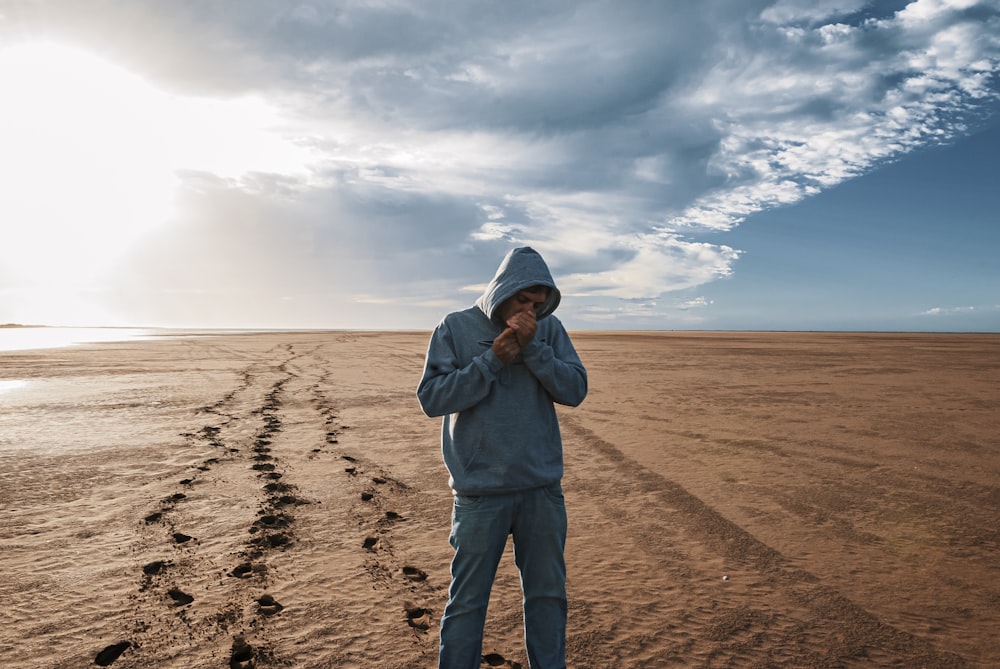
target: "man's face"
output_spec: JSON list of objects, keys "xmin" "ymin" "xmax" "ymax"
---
[{"xmin": 498, "ymin": 287, "xmax": 549, "ymax": 324}]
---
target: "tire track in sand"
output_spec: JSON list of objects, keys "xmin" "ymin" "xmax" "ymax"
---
[{"xmin": 559, "ymin": 415, "xmax": 969, "ymax": 668}]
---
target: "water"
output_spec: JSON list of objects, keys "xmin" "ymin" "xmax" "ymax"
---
[
  {"xmin": 0, "ymin": 380, "xmax": 27, "ymax": 395},
  {"xmin": 0, "ymin": 327, "xmax": 162, "ymax": 397},
  {"xmin": 0, "ymin": 327, "xmax": 158, "ymax": 353}
]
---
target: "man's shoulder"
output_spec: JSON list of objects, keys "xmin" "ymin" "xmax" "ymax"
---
[
  {"xmin": 437, "ymin": 305, "xmax": 491, "ymax": 334},
  {"xmin": 441, "ymin": 305, "xmax": 483, "ymax": 323},
  {"xmin": 538, "ymin": 313, "xmax": 568, "ymax": 333}
]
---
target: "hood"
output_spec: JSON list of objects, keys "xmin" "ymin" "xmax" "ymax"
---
[{"xmin": 475, "ymin": 247, "xmax": 561, "ymax": 324}]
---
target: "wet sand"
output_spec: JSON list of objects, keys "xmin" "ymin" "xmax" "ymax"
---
[{"xmin": 1, "ymin": 331, "xmax": 998, "ymax": 668}]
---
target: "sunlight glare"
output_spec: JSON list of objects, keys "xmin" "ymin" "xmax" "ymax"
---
[{"xmin": 0, "ymin": 41, "xmax": 314, "ymax": 325}]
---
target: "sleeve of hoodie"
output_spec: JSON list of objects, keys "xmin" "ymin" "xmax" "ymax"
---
[
  {"xmin": 520, "ymin": 316, "xmax": 588, "ymax": 407},
  {"xmin": 416, "ymin": 318, "xmax": 504, "ymax": 418}
]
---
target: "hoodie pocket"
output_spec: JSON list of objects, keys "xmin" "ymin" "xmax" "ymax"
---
[
  {"xmin": 460, "ymin": 423, "xmax": 519, "ymax": 475},
  {"xmin": 460, "ymin": 417, "xmax": 557, "ymax": 477}
]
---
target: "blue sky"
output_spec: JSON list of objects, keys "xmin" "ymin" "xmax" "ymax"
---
[
  {"xmin": 0, "ymin": 0, "xmax": 998, "ymax": 331},
  {"xmin": 696, "ymin": 116, "xmax": 1000, "ymax": 331}
]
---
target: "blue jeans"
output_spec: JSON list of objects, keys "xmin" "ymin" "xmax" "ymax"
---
[{"xmin": 438, "ymin": 483, "xmax": 568, "ymax": 669}]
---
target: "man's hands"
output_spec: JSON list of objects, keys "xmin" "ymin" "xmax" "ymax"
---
[
  {"xmin": 507, "ymin": 310, "xmax": 537, "ymax": 347},
  {"xmin": 491, "ymin": 310, "xmax": 537, "ymax": 365},
  {"xmin": 491, "ymin": 327, "xmax": 520, "ymax": 364}
]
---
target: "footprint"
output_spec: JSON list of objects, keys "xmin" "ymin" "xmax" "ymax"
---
[
  {"xmin": 94, "ymin": 641, "xmax": 131, "ymax": 666},
  {"xmin": 404, "ymin": 604, "xmax": 432, "ymax": 630},
  {"xmin": 172, "ymin": 532, "xmax": 194, "ymax": 544},
  {"xmin": 385, "ymin": 511, "xmax": 403, "ymax": 521},
  {"xmin": 482, "ymin": 652, "xmax": 519, "ymax": 668},
  {"xmin": 257, "ymin": 593, "xmax": 284, "ymax": 616},
  {"xmin": 142, "ymin": 560, "xmax": 171, "ymax": 576},
  {"xmin": 253, "ymin": 513, "xmax": 291, "ymax": 532},
  {"xmin": 229, "ymin": 563, "xmax": 254, "ymax": 579},
  {"xmin": 263, "ymin": 482, "xmax": 292, "ymax": 493},
  {"xmin": 229, "ymin": 636, "xmax": 254, "ymax": 669},
  {"xmin": 251, "ymin": 532, "xmax": 290, "ymax": 549},
  {"xmin": 167, "ymin": 588, "xmax": 194, "ymax": 606},
  {"xmin": 360, "ymin": 492, "xmax": 374, "ymax": 502},
  {"xmin": 402, "ymin": 566, "xmax": 427, "ymax": 582},
  {"xmin": 362, "ymin": 536, "xmax": 378, "ymax": 551}
]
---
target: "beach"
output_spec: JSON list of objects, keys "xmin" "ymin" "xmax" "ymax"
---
[{"xmin": 1, "ymin": 331, "xmax": 998, "ymax": 668}]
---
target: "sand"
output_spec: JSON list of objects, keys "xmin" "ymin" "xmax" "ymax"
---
[{"xmin": 1, "ymin": 331, "xmax": 998, "ymax": 668}]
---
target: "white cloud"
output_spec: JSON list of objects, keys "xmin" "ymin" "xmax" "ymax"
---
[
  {"xmin": 920, "ymin": 304, "xmax": 1000, "ymax": 316},
  {"xmin": 1, "ymin": 0, "xmax": 998, "ymax": 328},
  {"xmin": 760, "ymin": 0, "xmax": 870, "ymax": 25}
]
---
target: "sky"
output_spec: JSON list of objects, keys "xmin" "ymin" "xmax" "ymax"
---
[{"xmin": 0, "ymin": 0, "xmax": 998, "ymax": 332}]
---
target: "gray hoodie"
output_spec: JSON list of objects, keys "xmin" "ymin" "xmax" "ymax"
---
[{"xmin": 416, "ymin": 247, "xmax": 588, "ymax": 496}]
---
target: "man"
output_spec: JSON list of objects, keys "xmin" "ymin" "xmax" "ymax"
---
[{"xmin": 417, "ymin": 247, "xmax": 588, "ymax": 669}]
